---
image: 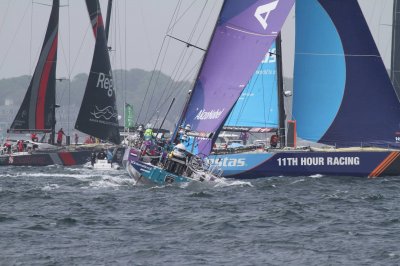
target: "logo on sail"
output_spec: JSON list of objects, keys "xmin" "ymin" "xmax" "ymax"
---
[
  {"xmin": 96, "ymin": 71, "xmax": 114, "ymax": 97},
  {"xmin": 254, "ymin": 0, "xmax": 279, "ymax": 30},
  {"xmin": 90, "ymin": 105, "xmax": 118, "ymax": 120},
  {"xmin": 195, "ymin": 109, "xmax": 225, "ymax": 120}
]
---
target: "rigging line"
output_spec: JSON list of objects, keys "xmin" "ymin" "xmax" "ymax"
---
[
  {"xmin": 69, "ymin": 23, "xmax": 91, "ymax": 77},
  {"xmin": 143, "ymin": 2, "xmax": 200, "ymax": 118},
  {"xmin": 124, "ymin": 0, "xmax": 127, "ymax": 117},
  {"xmin": 0, "ymin": 1, "xmax": 11, "ymax": 37},
  {"xmin": 142, "ymin": 1, "xmax": 185, "ymax": 123},
  {"xmin": 0, "ymin": 1, "xmax": 31, "ymax": 74},
  {"xmin": 68, "ymin": 0, "xmax": 71, "ymax": 135},
  {"xmin": 136, "ymin": 0, "xmax": 182, "ymax": 124},
  {"xmin": 148, "ymin": 60, "xmax": 201, "ymax": 124},
  {"xmin": 148, "ymin": 0, "xmax": 210, "ymax": 119},
  {"xmin": 167, "ymin": 0, "xmax": 198, "ymax": 33},
  {"xmin": 168, "ymin": 0, "xmax": 215, "ymax": 83},
  {"xmin": 30, "ymin": 0, "xmax": 34, "ymax": 75}
]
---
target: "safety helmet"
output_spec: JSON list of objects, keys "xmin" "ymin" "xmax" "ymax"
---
[
  {"xmin": 185, "ymin": 124, "xmax": 191, "ymax": 131},
  {"xmin": 175, "ymin": 143, "xmax": 186, "ymax": 150},
  {"xmin": 181, "ymin": 134, "xmax": 188, "ymax": 141},
  {"xmin": 173, "ymin": 143, "xmax": 187, "ymax": 158}
]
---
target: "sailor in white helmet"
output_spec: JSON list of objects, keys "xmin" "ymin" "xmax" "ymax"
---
[
  {"xmin": 184, "ymin": 124, "xmax": 191, "ymax": 132},
  {"xmin": 165, "ymin": 143, "xmax": 188, "ymax": 175},
  {"xmin": 172, "ymin": 143, "xmax": 187, "ymax": 159}
]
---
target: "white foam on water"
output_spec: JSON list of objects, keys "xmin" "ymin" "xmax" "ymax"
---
[
  {"xmin": 290, "ymin": 178, "xmax": 305, "ymax": 184},
  {"xmin": 41, "ymin": 184, "xmax": 60, "ymax": 191},
  {"xmin": 213, "ymin": 178, "xmax": 253, "ymax": 188},
  {"xmin": 87, "ymin": 175, "xmax": 136, "ymax": 189},
  {"xmin": 14, "ymin": 172, "xmax": 95, "ymax": 180},
  {"xmin": 309, "ymin": 174, "xmax": 324, "ymax": 178}
]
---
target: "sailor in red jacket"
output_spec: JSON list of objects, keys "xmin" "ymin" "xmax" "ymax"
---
[{"xmin": 57, "ymin": 128, "xmax": 65, "ymax": 145}]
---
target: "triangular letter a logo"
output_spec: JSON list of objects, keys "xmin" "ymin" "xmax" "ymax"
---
[{"xmin": 255, "ymin": 0, "xmax": 279, "ymax": 30}]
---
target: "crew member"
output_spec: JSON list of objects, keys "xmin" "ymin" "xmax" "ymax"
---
[
  {"xmin": 144, "ymin": 126, "xmax": 153, "ymax": 141},
  {"xmin": 165, "ymin": 143, "xmax": 188, "ymax": 175},
  {"xmin": 97, "ymin": 149, "xmax": 107, "ymax": 160},
  {"xmin": 57, "ymin": 128, "xmax": 66, "ymax": 145},
  {"xmin": 74, "ymin": 133, "xmax": 79, "ymax": 145},
  {"xmin": 270, "ymin": 134, "xmax": 279, "ymax": 148},
  {"xmin": 31, "ymin": 133, "xmax": 39, "ymax": 142},
  {"xmin": 17, "ymin": 140, "xmax": 24, "ymax": 152}
]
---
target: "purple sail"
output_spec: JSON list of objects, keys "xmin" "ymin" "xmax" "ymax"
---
[{"xmin": 181, "ymin": 0, "xmax": 294, "ymax": 137}]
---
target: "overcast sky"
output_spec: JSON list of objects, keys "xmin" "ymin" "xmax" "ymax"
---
[{"xmin": 0, "ymin": 0, "xmax": 395, "ymax": 80}]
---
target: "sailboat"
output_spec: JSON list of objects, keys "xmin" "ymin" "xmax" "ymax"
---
[
  {"xmin": 206, "ymin": 0, "xmax": 400, "ymax": 179},
  {"xmin": 1, "ymin": 0, "xmax": 120, "ymax": 166},
  {"xmin": 125, "ymin": 0, "xmax": 295, "ymax": 184}
]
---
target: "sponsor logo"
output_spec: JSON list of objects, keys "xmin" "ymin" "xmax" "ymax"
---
[
  {"xmin": 209, "ymin": 157, "xmax": 246, "ymax": 167},
  {"xmin": 195, "ymin": 109, "xmax": 225, "ymax": 120},
  {"xmin": 96, "ymin": 71, "xmax": 114, "ymax": 97},
  {"xmin": 90, "ymin": 105, "xmax": 118, "ymax": 121},
  {"xmin": 254, "ymin": 0, "xmax": 279, "ymax": 30},
  {"xmin": 277, "ymin": 156, "xmax": 360, "ymax": 166}
]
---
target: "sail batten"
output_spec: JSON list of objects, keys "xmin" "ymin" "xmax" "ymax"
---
[{"xmin": 74, "ymin": 0, "xmax": 120, "ymax": 144}]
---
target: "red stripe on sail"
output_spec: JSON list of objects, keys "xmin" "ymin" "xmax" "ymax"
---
[
  {"xmin": 92, "ymin": 15, "xmax": 103, "ymax": 38},
  {"xmin": 36, "ymin": 36, "xmax": 58, "ymax": 129}
]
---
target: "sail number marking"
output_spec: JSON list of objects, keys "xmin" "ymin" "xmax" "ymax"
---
[{"xmin": 277, "ymin": 157, "xmax": 360, "ymax": 166}]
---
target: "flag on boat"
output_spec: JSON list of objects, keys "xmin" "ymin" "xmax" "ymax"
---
[{"xmin": 125, "ymin": 103, "xmax": 134, "ymax": 129}]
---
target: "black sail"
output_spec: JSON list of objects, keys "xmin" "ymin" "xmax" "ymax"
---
[
  {"xmin": 10, "ymin": 0, "xmax": 59, "ymax": 133},
  {"xmin": 392, "ymin": 0, "xmax": 400, "ymax": 99},
  {"xmin": 75, "ymin": 0, "xmax": 121, "ymax": 144}
]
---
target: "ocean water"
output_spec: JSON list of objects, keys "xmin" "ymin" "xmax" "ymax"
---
[{"xmin": 1, "ymin": 166, "xmax": 400, "ymax": 265}]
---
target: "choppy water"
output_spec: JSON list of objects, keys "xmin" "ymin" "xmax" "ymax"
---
[{"xmin": 1, "ymin": 166, "xmax": 400, "ymax": 265}]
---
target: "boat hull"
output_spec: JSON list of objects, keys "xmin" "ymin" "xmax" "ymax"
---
[
  {"xmin": 0, "ymin": 150, "xmax": 92, "ymax": 166},
  {"xmin": 208, "ymin": 150, "xmax": 400, "ymax": 178},
  {"xmin": 125, "ymin": 148, "xmax": 191, "ymax": 185}
]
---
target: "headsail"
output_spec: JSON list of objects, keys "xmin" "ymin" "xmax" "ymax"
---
[
  {"xmin": 10, "ymin": 0, "xmax": 59, "ymax": 134},
  {"xmin": 179, "ymin": 0, "xmax": 294, "ymax": 154},
  {"xmin": 224, "ymin": 41, "xmax": 279, "ymax": 132},
  {"xmin": 293, "ymin": 0, "xmax": 400, "ymax": 148},
  {"xmin": 75, "ymin": 0, "xmax": 121, "ymax": 144}
]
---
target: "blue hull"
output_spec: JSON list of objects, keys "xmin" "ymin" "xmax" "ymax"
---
[
  {"xmin": 208, "ymin": 150, "xmax": 400, "ymax": 179},
  {"xmin": 125, "ymin": 148, "xmax": 192, "ymax": 185}
]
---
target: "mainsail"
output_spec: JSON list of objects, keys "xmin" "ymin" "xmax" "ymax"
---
[
  {"xmin": 178, "ymin": 0, "xmax": 294, "ymax": 154},
  {"xmin": 75, "ymin": 0, "xmax": 120, "ymax": 144},
  {"xmin": 224, "ymin": 41, "xmax": 279, "ymax": 132},
  {"xmin": 293, "ymin": 0, "xmax": 400, "ymax": 147},
  {"xmin": 10, "ymin": 0, "xmax": 59, "ymax": 137}
]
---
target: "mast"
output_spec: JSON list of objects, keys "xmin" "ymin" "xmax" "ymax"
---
[
  {"xmin": 105, "ymin": 0, "xmax": 113, "ymax": 43},
  {"xmin": 276, "ymin": 33, "xmax": 286, "ymax": 147},
  {"xmin": 391, "ymin": 0, "xmax": 400, "ymax": 99}
]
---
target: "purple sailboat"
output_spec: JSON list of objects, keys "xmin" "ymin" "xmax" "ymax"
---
[{"xmin": 125, "ymin": 0, "xmax": 295, "ymax": 184}]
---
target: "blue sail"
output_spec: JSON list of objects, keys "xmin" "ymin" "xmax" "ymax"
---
[
  {"xmin": 293, "ymin": 0, "xmax": 400, "ymax": 148},
  {"xmin": 224, "ymin": 42, "xmax": 278, "ymax": 131}
]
